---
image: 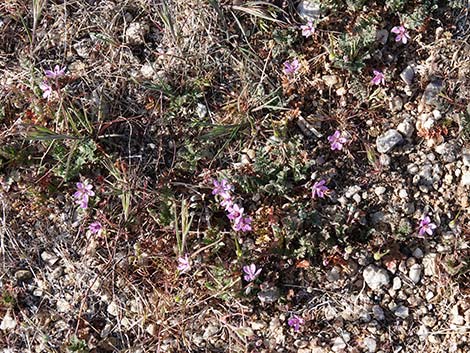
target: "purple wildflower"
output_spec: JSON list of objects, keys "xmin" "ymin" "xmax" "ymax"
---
[
  {"xmin": 39, "ymin": 81, "xmax": 52, "ymax": 99},
  {"xmin": 45, "ymin": 65, "xmax": 66, "ymax": 79},
  {"xmin": 300, "ymin": 21, "xmax": 315, "ymax": 38},
  {"xmin": 243, "ymin": 263, "xmax": 261, "ymax": 282},
  {"xmin": 327, "ymin": 130, "xmax": 347, "ymax": 151},
  {"xmin": 283, "ymin": 59, "xmax": 300, "ymax": 75},
  {"xmin": 288, "ymin": 315, "xmax": 305, "ymax": 332},
  {"xmin": 212, "ymin": 179, "xmax": 233, "ymax": 199},
  {"xmin": 74, "ymin": 181, "xmax": 95, "ymax": 209},
  {"xmin": 220, "ymin": 196, "xmax": 233, "ymax": 210},
  {"xmin": 391, "ymin": 25, "xmax": 410, "ymax": 44},
  {"xmin": 418, "ymin": 216, "xmax": 437, "ymax": 237},
  {"xmin": 227, "ymin": 204, "xmax": 244, "ymax": 221},
  {"xmin": 312, "ymin": 179, "xmax": 328, "ymax": 199},
  {"xmin": 371, "ymin": 70, "xmax": 385, "ymax": 86},
  {"xmin": 233, "ymin": 216, "xmax": 252, "ymax": 232},
  {"xmin": 89, "ymin": 221, "xmax": 102, "ymax": 235},
  {"xmin": 177, "ymin": 254, "xmax": 191, "ymax": 273}
]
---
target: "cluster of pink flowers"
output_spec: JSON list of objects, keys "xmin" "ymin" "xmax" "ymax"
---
[
  {"xmin": 312, "ymin": 179, "xmax": 329, "ymax": 199},
  {"xmin": 327, "ymin": 130, "xmax": 347, "ymax": 151},
  {"xmin": 300, "ymin": 20, "xmax": 315, "ymax": 38},
  {"xmin": 371, "ymin": 70, "xmax": 385, "ymax": 86},
  {"xmin": 283, "ymin": 58, "xmax": 300, "ymax": 75},
  {"xmin": 288, "ymin": 315, "xmax": 305, "ymax": 332},
  {"xmin": 73, "ymin": 180, "xmax": 94, "ymax": 209},
  {"xmin": 212, "ymin": 179, "xmax": 252, "ymax": 232},
  {"xmin": 39, "ymin": 64, "xmax": 66, "ymax": 100}
]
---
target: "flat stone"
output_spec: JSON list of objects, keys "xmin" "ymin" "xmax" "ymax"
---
[
  {"xmin": 390, "ymin": 96, "xmax": 403, "ymax": 112},
  {"xmin": 15, "ymin": 270, "xmax": 32, "ymax": 281},
  {"xmin": 413, "ymin": 248, "xmax": 424, "ymax": 259},
  {"xmin": 394, "ymin": 305, "xmax": 409, "ymax": 319},
  {"xmin": 297, "ymin": 0, "xmax": 322, "ymax": 21},
  {"xmin": 393, "ymin": 277, "xmax": 402, "ymax": 290},
  {"xmin": 461, "ymin": 171, "xmax": 470, "ymax": 186},
  {"xmin": 423, "ymin": 79, "xmax": 444, "ymax": 105},
  {"xmin": 397, "ymin": 120, "xmax": 414, "ymax": 138},
  {"xmin": 409, "ymin": 264, "xmax": 423, "ymax": 284},
  {"xmin": 0, "ymin": 310, "xmax": 16, "ymax": 330},
  {"xmin": 376, "ymin": 29, "xmax": 389, "ymax": 45},
  {"xmin": 257, "ymin": 286, "xmax": 280, "ymax": 303},
  {"xmin": 364, "ymin": 337, "xmax": 377, "ymax": 352},
  {"xmin": 400, "ymin": 65, "xmax": 415, "ymax": 86},
  {"xmin": 376, "ymin": 129, "xmax": 403, "ymax": 153},
  {"xmin": 363, "ymin": 265, "xmax": 390, "ymax": 290},
  {"xmin": 372, "ymin": 305, "xmax": 385, "ymax": 320}
]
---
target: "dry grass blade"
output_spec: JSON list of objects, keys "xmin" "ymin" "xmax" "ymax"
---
[{"xmin": 231, "ymin": 1, "xmax": 286, "ymax": 23}]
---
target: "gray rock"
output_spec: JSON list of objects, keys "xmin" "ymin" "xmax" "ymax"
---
[
  {"xmin": 422, "ymin": 253, "xmax": 437, "ymax": 276},
  {"xmin": 376, "ymin": 29, "xmax": 389, "ymax": 45},
  {"xmin": 394, "ymin": 305, "xmax": 409, "ymax": 319},
  {"xmin": 461, "ymin": 171, "xmax": 470, "ymax": 186},
  {"xmin": 322, "ymin": 75, "xmax": 339, "ymax": 87},
  {"xmin": 257, "ymin": 286, "xmax": 280, "ymax": 303},
  {"xmin": 379, "ymin": 153, "xmax": 391, "ymax": 166},
  {"xmin": 435, "ymin": 142, "xmax": 458, "ymax": 163},
  {"xmin": 15, "ymin": 270, "xmax": 32, "ymax": 281},
  {"xmin": 390, "ymin": 96, "xmax": 403, "ymax": 112},
  {"xmin": 462, "ymin": 149, "xmax": 470, "ymax": 166},
  {"xmin": 423, "ymin": 79, "xmax": 444, "ymax": 105},
  {"xmin": 364, "ymin": 337, "xmax": 377, "ymax": 352},
  {"xmin": 372, "ymin": 305, "xmax": 385, "ymax": 320},
  {"xmin": 413, "ymin": 248, "xmax": 424, "ymax": 259},
  {"xmin": 376, "ymin": 129, "xmax": 403, "ymax": 153},
  {"xmin": 374, "ymin": 186, "xmax": 386, "ymax": 196},
  {"xmin": 363, "ymin": 265, "xmax": 390, "ymax": 290},
  {"xmin": 400, "ymin": 65, "xmax": 415, "ymax": 86},
  {"xmin": 423, "ymin": 315, "xmax": 437, "ymax": 328},
  {"xmin": 397, "ymin": 120, "xmax": 414, "ymax": 138},
  {"xmin": 409, "ymin": 264, "xmax": 422, "ymax": 284},
  {"xmin": 297, "ymin": 0, "xmax": 321, "ymax": 21},
  {"xmin": 392, "ymin": 277, "xmax": 402, "ymax": 290}
]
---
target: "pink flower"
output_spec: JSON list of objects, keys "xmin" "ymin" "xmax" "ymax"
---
[
  {"xmin": 312, "ymin": 179, "xmax": 328, "ymax": 198},
  {"xmin": 283, "ymin": 59, "xmax": 300, "ymax": 75},
  {"xmin": 212, "ymin": 179, "xmax": 233, "ymax": 199},
  {"xmin": 220, "ymin": 196, "xmax": 233, "ymax": 210},
  {"xmin": 418, "ymin": 216, "xmax": 437, "ymax": 237},
  {"xmin": 327, "ymin": 130, "xmax": 347, "ymax": 151},
  {"xmin": 243, "ymin": 263, "xmax": 261, "ymax": 282},
  {"xmin": 371, "ymin": 70, "xmax": 385, "ymax": 85},
  {"xmin": 227, "ymin": 204, "xmax": 244, "ymax": 221},
  {"xmin": 45, "ymin": 65, "xmax": 66, "ymax": 79},
  {"xmin": 89, "ymin": 221, "xmax": 102, "ymax": 235},
  {"xmin": 288, "ymin": 315, "xmax": 305, "ymax": 332},
  {"xmin": 300, "ymin": 21, "xmax": 315, "ymax": 38},
  {"xmin": 391, "ymin": 26, "xmax": 410, "ymax": 44},
  {"xmin": 233, "ymin": 216, "xmax": 252, "ymax": 232},
  {"xmin": 39, "ymin": 81, "xmax": 52, "ymax": 99},
  {"xmin": 74, "ymin": 181, "xmax": 95, "ymax": 209},
  {"xmin": 177, "ymin": 254, "xmax": 191, "ymax": 273}
]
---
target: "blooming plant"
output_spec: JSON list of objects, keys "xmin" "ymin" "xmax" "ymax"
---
[
  {"xmin": 242, "ymin": 263, "xmax": 261, "ymax": 282},
  {"xmin": 371, "ymin": 70, "xmax": 385, "ymax": 86},
  {"xmin": 288, "ymin": 315, "xmax": 305, "ymax": 332},
  {"xmin": 212, "ymin": 179, "xmax": 252, "ymax": 233},
  {"xmin": 327, "ymin": 130, "xmax": 347, "ymax": 151},
  {"xmin": 418, "ymin": 216, "xmax": 437, "ymax": 236},
  {"xmin": 300, "ymin": 21, "xmax": 315, "ymax": 37},
  {"xmin": 45, "ymin": 65, "xmax": 66, "ymax": 79},
  {"xmin": 283, "ymin": 59, "xmax": 300, "ymax": 75},
  {"xmin": 177, "ymin": 254, "xmax": 191, "ymax": 273},
  {"xmin": 89, "ymin": 221, "xmax": 102, "ymax": 235},
  {"xmin": 312, "ymin": 179, "xmax": 329, "ymax": 199},
  {"xmin": 39, "ymin": 82, "xmax": 52, "ymax": 99},
  {"xmin": 73, "ymin": 181, "xmax": 95, "ymax": 209},
  {"xmin": 391, "ymin": 25, "xmax": 410, "ymax": 44}
]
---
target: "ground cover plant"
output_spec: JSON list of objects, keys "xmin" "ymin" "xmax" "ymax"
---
[{"xmin": 1, "ymin": 0, "xmax": 470, "ymax": 352}]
